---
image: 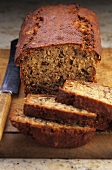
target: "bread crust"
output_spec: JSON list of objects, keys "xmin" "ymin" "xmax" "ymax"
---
[
  {"xmin": 15, "ymin": 4, "xmax": 101, "ymax": 64},
  {"xmin": 10, "ymin": 111, "xmax": 96, "ymax": 148}
]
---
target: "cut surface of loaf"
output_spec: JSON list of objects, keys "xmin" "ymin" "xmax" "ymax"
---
[
  {"xmin": 10, "ymin": 110, "xmax": 96, "ymax": 148},
  {"xmin": 24, "ymin": 94, "xmax": 97, "ymax": 127},
  {"xmin": 15, "ymin": 4, "xmax": 101, "ymax": 95},
  {"xmin": 56, "ymin": 80, "xmax": 112, "ymax": 130}
]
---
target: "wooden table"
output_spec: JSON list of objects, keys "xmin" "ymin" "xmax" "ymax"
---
[{"xmin": 0, "ymin": 49, "xmax": 112, "ymax": 158}]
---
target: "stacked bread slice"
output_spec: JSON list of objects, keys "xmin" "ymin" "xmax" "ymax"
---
[
  {"xmin": 56, "ymin": 80, "xmax": 112, "ymax": 130},
  {"xmin": 10, "ymin": 80, "xmax": 112, "ymax": 148},
  {"xmin": 10, "ymin": 94, "xmax": 96, "ymax": 148},
  {"xmin": 24, "ymin": 94, "xmax": 97, "ymax": 127}
]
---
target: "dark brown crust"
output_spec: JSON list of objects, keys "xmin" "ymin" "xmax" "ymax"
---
[
  {"xmin": 78, "ymin": 7, "xmax": 101, "ymax": 57},
  {"xmin": 24, "ymin": 94, "xmax": 96, "ymax": 128},
  {"xmin": 10, "ymin": 111, "xmax": 96, "ymax": 148},
  {"xmin": 15, "ymin": 4, "xmax": 101, "ymax": 65},
  {"xmin": 56, "ymin": 83, "xmax": 112, "ymax": 130}
]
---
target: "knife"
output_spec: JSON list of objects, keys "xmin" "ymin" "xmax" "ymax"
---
[{"xmin": 0, "ymin": 39, "xmax": 20, "ymax": 140}]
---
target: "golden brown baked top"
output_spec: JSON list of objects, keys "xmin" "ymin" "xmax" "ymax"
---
[{"xmin": 15, "ymin": 4, "xmax": 101, "ymax": 64}]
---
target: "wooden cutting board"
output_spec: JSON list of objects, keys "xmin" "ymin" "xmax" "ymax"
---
[{"xmin": 0, "ymin": 48, "xmax": 112, "ymax": 158}]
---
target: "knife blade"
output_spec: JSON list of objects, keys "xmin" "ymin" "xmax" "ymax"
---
[{"xmin": 0, "ymin": 39, "xmax": 20, "ymax": 140}]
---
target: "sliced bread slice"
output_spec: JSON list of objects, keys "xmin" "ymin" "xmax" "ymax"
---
[
  {"xmin": 10, "ymin": 110, "xmax": 96, "ymax": 148},
  {"xmin": 56, "ymin": 80, "xmax": 112, "ymax": 130},
  {"xmin": 24, "ymin": 94, "xmax": 97, "ymax": 127}
]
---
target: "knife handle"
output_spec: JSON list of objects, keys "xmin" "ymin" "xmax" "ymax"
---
[{"xmin": 0, "ymin": 92, "xmax": 11, "ymax": 140}]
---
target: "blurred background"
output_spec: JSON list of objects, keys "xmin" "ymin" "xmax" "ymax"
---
[{"xmin": 0, "ymin": 0, "xmax": 112, "ymax": 48}]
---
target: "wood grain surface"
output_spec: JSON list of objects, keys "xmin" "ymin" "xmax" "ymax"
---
[{"xmin": 0, "ymin": 49, "xmax": 112, "ymax": 158}]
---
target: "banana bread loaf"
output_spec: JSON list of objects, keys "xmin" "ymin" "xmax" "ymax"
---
[
  {"xmin": 24, "ymin": 94, "xmax": 97, "ymax": 127},
  {"xmin": 10, "ymin": 110, "xmax": 96, "ymax": 148},
  {"xmin": 15, "ymin": 4, "xmax": 101, "ymax": 95},
  {"xmin": 56, "ymin": 80, "xmax": 112, "ymax": 130}
]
